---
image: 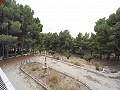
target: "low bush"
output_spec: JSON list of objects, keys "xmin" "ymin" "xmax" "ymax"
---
[
  {"xmin": 83, "ymin": 54, "xmax": 94, "ymax": 62},
  {"xmin": 64, "ymin": 52, "xmax": 71, "ymax": 59},
  {"xmin": 49, "ymin": 50, "xmax": 55, "ymax": 55}
]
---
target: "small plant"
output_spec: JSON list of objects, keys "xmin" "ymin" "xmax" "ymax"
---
[
  {"xmin": 95, "ymin": 64, "xmax": 99, "ymax": 71},
  {"xmin": 49, "ymin": 50, "xmax": 55, "ymax": 56},
  {"xmin": 56, "ymin": 56, "xmax": 60, "ymax": 60},
  {"xmin": 79, "ymin": 49, "xmax": 85, "ymax": 58},
  {"xmin": 64, "ymin": 51, "xmax": 71, "ymax": 59},
  {"xmin": 83, "ymin": 54, "xmax": 94, "ymax": 62}
]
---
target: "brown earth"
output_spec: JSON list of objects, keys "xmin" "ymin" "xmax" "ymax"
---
[{"xmin": 22, "ymin": 62, "xmax": 90, "ymax": 90}]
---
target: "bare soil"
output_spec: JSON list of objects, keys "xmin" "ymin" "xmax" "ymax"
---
[
  {"xmin": 53, "ymin": 53, "xmax": 120, "ymax": 71},
  {"xmin": 22, "ymin": 62, "xmax": 90, "ymax": 90}
]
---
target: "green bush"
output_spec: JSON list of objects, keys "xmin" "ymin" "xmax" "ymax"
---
[
  {"xmin": 64, "ymin": 52, "xmax": 71, "ymax": 59},
  {"xmin": 83, "ymin": 54, "xmax": 94, "ymax": 62},
  {"xmin": 49, "ymin": 50, "xmax": 55, "ymax": 55}
]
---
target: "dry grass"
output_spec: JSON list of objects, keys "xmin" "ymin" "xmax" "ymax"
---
[
  {"xmin": 46, "ymin": 70, "xmax": 60, "ymax": 87},
  {"xmin": 85, "ymin": 75, "xmax": 99, "ymax": 83},
  {"xmin": 22, "ymin": 62, "xmax": 90, "ymax": 90},
  {"xmin": 22, "ymin": 62, "xmax": 42, "ymax": 76},
  {"xmin": 71, "ymin": 61, "xmax": 81, "ymax": 66},
  {"xmin": 53, "ymin": 56, "xmax": 60, "ymax": 60},
  {"xmin": 58, "ymin": 84, "xmax": 76, "ymax": 90}
]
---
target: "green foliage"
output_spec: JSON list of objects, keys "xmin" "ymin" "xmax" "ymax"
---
[
  {"xmin": 0, "ymin": 34, "xmax": 17, "ymax": 43},
  {"xmin": 10, "ymin": 21, "xmax": 22, "ymax": 35},
  {"xmin": 83, "ymin": 54, "xmax": 94, "ymax": 62},
  {"xmin": 64, "ymin": 51, "xmax": 71, "ymax": 59},
  {"xmin": 49, "ymin": 50, "xmax": 55, "ymax": 55},
  {"xmin": 93, "ymin": 8, "xmax": 120, "ymax": 60},
  {"xmin": 39, "ymin": 7, "xmax": 120, "ymax": 61},
  {"xmin": 0, "ymin": 0, "xmax": 43, "ymax": 59}
]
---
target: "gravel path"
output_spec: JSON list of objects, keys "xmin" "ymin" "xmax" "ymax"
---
[{"xmin": 0, "ymin": 55, "xmax": 120, "ymax": 90}]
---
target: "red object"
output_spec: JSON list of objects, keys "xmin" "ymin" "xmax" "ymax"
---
[{"xmin": 0, "ymin": 0, "xmax": 4, "ymax": 5}]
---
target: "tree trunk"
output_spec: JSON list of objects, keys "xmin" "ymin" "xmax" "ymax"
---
[
  {"xmin": 6, "ymin": 43, "xmax": 9, "ymax": 59},
  {"xmin": 106, "ymin": 53, "xmax": 110, "ymax": 60},
  {"xmin": 14, "ymin": 46, "xmax": 16, "ymax": 57},
  {"xmin": 90, "ymin": 50, "xmax": 93, "ymax": 56},
  {"xmin": 2, "ymin": 43, "xmax": 4, "ymax": 59},
  {"xmin": 21, "ymin": 42, "xmax": 23, "ymax": 56},
  {"xmin": 117, "ymin": 56, "xmax": 119, "ymax": 61},
  {"xmin": 114, "ymin": 43, "xmax": 120, "ymax": 51}
]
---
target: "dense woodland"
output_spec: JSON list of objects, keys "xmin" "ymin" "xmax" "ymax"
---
[
  {"xmin": 0, "ymin": 0, "xmax": 120, "ymax": 61},
  {"xmin": 0, "ymin": 0, "xmax": 43, "ymax": 59}
]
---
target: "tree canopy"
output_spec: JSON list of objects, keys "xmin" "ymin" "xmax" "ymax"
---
[
  {"xmin": 37, "ymin": 8, "xmax": 120, "ymax": 61},
  {"xmin": 0, "ymin": 0, "xmax": 43, "ymax": 59}
]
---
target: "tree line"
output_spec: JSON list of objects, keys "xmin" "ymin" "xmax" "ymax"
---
[
  {"xmin": 38, "ymin": 8, "xmax": 120, "ymax": 61},
  {"xmin": 0, "ymin": 0, "xmax": 43, "ymax": 59}
]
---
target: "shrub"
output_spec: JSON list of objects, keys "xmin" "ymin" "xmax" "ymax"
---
[
  {"xmin": 49, "ymin": 50, "xmax": 55, "ymax": 55},
  {"xmin": 79, "ymin": 50, "xmax": 85, "ymax": 58},
  {"xmin": 83, "ymin": 54, "xmax": 94, "ymax": 62},
  {"xmin": 64, "ymin": 52, "xmax": 71, "ymax": 59}
]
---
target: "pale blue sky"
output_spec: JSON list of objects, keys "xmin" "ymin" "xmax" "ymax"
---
[{"xmin": 16, "ymin": 0, "xmax": 120, "ymax": 37}]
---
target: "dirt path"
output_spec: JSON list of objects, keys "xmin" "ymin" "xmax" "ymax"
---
[{"xmin": 33, "ymin": 55, "xmax": 120, "ymax": 90}]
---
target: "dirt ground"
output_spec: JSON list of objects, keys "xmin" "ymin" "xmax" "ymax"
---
[
  {"xmin": 22, "ymin": 62, "xmax": 90, "ymax": 90},
  {"xmin": 53, "ymin": 53, "xmax": 120, "ymax": 71},
  {"xmin": 0, "ymin": 54, "xmax": 120, "ymax": 90}
]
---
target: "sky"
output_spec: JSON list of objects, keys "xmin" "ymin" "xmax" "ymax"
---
[{"xmin": 16, "ymin": 0, "xmax": 120, "ymax": 37}]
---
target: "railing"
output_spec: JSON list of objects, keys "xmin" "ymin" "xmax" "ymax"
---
[{"xmin": 0, "ymin": 68, "xmax": 15, "ymax": 90}]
